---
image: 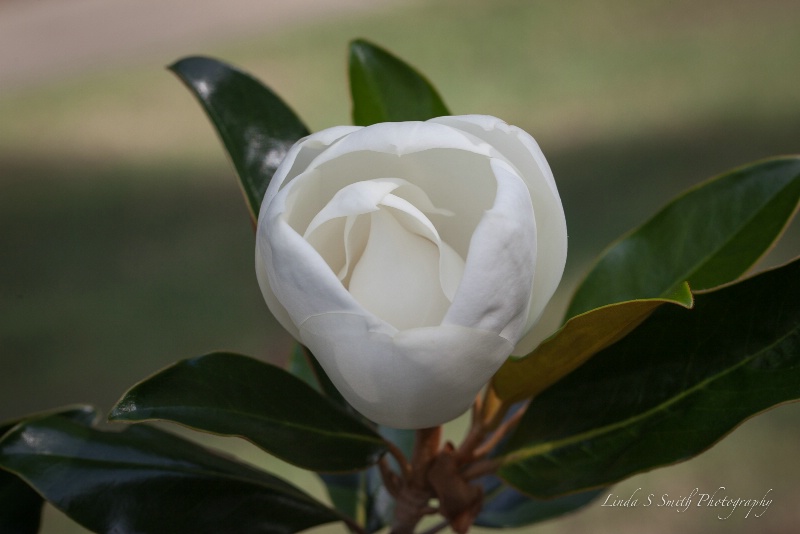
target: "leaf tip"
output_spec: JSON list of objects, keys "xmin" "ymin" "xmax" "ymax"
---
[{"xmin": 107, "ymin": 398, "xmax": 137, "ymax": 422}]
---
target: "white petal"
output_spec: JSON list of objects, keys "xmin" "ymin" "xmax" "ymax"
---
[
  {"xmin": 288, "ymin": 148, "xmax": 497, "ymax": 258},
  {"xmin": 348, "ymin": 210, "xmax": 450, "ymax": 330},
  {"xmin": 433, "ymin": 115, "xmax": 568, "ymax": 342},
  {"xmin": 258, "ymin": 206, "xmax": 385, "ymax": 333},
  {"xmin": 303, "ymin": 178, "xmax": 400, "ymax": 238},
  {"xmin": 303, "ymin": 216, "xmax": 349, "ymax": 278},
  {"xmin": 377, "ymin": 196, "xmax": 465, "ymax": 303},
  {"xmin": 306, "ymin": 121, "xmax": 495, "ymax": 166},
  {"xmin": 299, "ymin": 313, "xmax": 515, "ymax": 429},
  {"xmin": 261, "ymin": 125, "xmax": 362, "ymax": 211},
  {"xmin": 444, "ymin": 159, "xmax": 536, "ymax": 343},
  {"xmin": 339, "ymin": 214, "xmax": 369, "ymax": 283}
]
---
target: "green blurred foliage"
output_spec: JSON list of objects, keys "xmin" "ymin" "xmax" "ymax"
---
[{"xmin": 1, "ymin": 1, "xmax": 799, "ymax": 533}]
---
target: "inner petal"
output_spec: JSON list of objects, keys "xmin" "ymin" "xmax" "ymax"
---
[
  {"xmin": 302, "ymin": 177, "xmax": 465, "ymax": 300},
  {"xmin": 348, "ymin": 210, "xmax": 452, "ymax": 330}
]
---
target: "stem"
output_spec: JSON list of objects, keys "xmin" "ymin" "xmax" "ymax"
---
[
  {"xmin": 472, "ymin": 400, "xmax": 528, "ymax": 460},
  {"xmin": 380, "ymin": 394, "xmax": 531, "ymax": 534},
  {"xmin": 385, "ymin": 437, "xmax": 412, "ymax": 479},
  {"xmin": 461, "ymin": 457, "xmax": 502, "ymax": 481},
  {"xmin": 388, "ymin": 427, "xmax": 442, "ymax": 534}
]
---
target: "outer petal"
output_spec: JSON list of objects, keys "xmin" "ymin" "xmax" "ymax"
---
[
  {"xmin": 264, "ymin": 125, "xmax": 362, "ymax": 206},
  {"xmin": 258, "ymin": 206, "xmax": 385, "ymax": 336},
  {"xmin": 256, "ymin": 126, "xmax": 362, "ymax": 339},
  {"xmin": 443, "ymin": 159, "xmax": 536, "ymax": 343},
  {"xmin": 299, "ymin": 313, "xmax": 514, "ymax": 429},
  {"xmin": 431, "ymin": 115, "xmax": 568, "ymax": 352},
  {"xmin": 303, "ymin": 121, "xmax": 496, "ymax": 166}
]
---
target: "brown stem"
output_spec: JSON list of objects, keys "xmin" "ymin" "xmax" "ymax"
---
[
  {"xmin": 388, "ymin": 427, "xmax": 442, "ymax": 534},
  {"xmin": 385, "ymin": 437, "xmax": 412, "ymax": 479},
  {"xmin": 472, "ymin": 400, "xmax": 528, "ymax": 460},
  {"xmin": 455, "ymin": 393, "xmax": 497, "ymax": 463},
  {"xmin": 427, "ymin": 443, "xmax": 483, "ymax": 534},
  {"xmin": 378, "ymin": 456, "xmax": 403, "ymax": 499},
  {"xmin": 455, "ymin": 389, "xmax": 520, "ymax": 464},
  {"xmin": 455, "ymin": 422, "xmax": 487, "ymax": 463},
  {"xmin": 411, "ymin": 427, "xmax": 442, "ymax": 475},
  {"xmin": 461, "ymin": 457, "xmax": 502, "ymax": 481},
  {"xmin": 382, "ymin": 394, "xmax": 530, "ymax": 534}
]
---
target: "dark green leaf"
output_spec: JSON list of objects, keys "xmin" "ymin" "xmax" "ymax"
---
[
  {"xmin": 0, "ymin": 406, "xmax": 96, "ymax": 534},
  {"xmin": 110, "ymin": 352, "xmax": 386, "ymax": 472},
  {"xmin": 349, "ymin": 39, "xmax": 450, "ymax": 126},
  {"xmin": 285, "ymin": 345, "xmax": 401, "ymax": 528},
  {"xmin": 499, "ymin": 258, "xmax": 800, "ymax": 498},
  {"xmin": 0, "ymin": 468, "xmax": 41, "ymax": 534},
  {"xmin": 287, "ymin": 343, "xmax": 349, "ymax": 407},
  {"xmin": 286, "ymin": 343, "xmax": 320, "ymax": 392},
  {"xmin": 475, "ymin": 476, "xmax": 603, "ymax": 528},
  {"xmin": 0, "ymin": 415, "xmax": 344, "ymax": 534},
  {"xmin": 319, "ymin": 471, "xmax": 366, "ymax": 529},
  {"xmin": 492, "ymin": 286, "xmax": 692, "ymax": 403},
  {"xmin": 568, "ymin": 156, "xmax": 800, "ymax": 317},
  {"xmin": 170, "ymin": 56, "xmax": 310, "ymax": 221}
]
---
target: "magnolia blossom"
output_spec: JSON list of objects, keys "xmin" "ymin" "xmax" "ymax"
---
[{"xmin": 255, "ymin": 115, "xmax": 567, "ymax": 429}]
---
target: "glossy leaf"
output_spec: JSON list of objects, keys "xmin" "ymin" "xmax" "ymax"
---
[
  {"xmin": 287, "ymin": 343, "xmax": 407, "ymax": 530},
  {"xmin": 0, "ymin": 415, "xmax": 344, "ymax": 534},
  {"xmin": 499, "ymin": 258, "xmax": 800, "ymax": 498},
  {"xmin": 287, "ymin": 343, "xmax": 349, "ymax": 408},
  {"xmin": 568, "ymin": 156, "xmax": 800, "ymax": 317},
  {"xmin": 171, "ymin": 56, "xmax": 310, "ymax": 221},
  {"xmin": 493, "ymin": 284, "xmax": 693, "ymax": 403},
  {"xmin": 475, "ymin": 476, "xmax": 604, "ymax": 528},
  {"xmin": 349, "ymin": 39, "xmax": 450, "ymax": 126},
  {"xmin": 110, "ymin": 352, "xmax": 386, "ymax": 472},
  {"xmin": 319, "ymin": 471, "xmax": 366, "ymax": 530},
  {"xmin": 0, "ymin": 464, "xmax": 41, "ymax": 534},
  {"xmin": 285, "ymin": 345, "xmax": 399, "ymax": 528},
  {"xmin": 286, "ymin": 342, "xmax": 320, "ymax": 392},
  {"xmin": 0, "ymin": 406, "xmax": 97, "ymax": 534},
  {"xmin": 319, "ymin": 468, "xmax": 395, "ymax": 534}
]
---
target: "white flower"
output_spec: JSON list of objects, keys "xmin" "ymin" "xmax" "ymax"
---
[{"xmin": 256, "ymin": 115, "xmax": 567, "ymax": 429}]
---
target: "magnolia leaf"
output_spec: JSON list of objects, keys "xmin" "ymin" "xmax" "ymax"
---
[
  {"xmin": 499, "ymin": 258, "xmax": 800, "ymax": 498},
  {"xmin": 110, "ymin": 352, "xmax": 386, "ymax": 472},
  {"xmin": 287, "ymin": 343, "xmax": 349, "ymax": 408},
  {"xmin": 568, "ymin": 156, "xmax": 800, "ymax": 317},
  {"xmin": 0, "ymin": 415, "xmax": 344, "ymax": 534},
  {"xmin": 493, "ymin": 284, "xmax": 693, "ymax": 403},
  {"xmin": 170, "ymin": 56, "xmax": 310, "ymax": 221},
  {"xmin": 285, "ymin": 344, "xmax": 405, "ymax": 529},
  {"xmin": 349, "ymin": 39, "xmax": 450, "ymax": 126},
  {"xmin": 0, "ymin": 406, "xmax": 97, "ymax": 534}
]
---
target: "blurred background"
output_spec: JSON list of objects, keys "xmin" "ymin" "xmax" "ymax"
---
[{"xmin": 1, "ymin": 0, "xmax": 799, "ymax": 532}]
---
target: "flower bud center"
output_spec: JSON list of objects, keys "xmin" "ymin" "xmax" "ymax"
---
[{"xmin": 302, "ymin": 178, "xmax": 465, "ymax": 329}]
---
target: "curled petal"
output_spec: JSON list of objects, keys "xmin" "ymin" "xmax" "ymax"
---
[
  {"xmin": 432, "ymin": 115, "xmax": 568, "ymax": 352},
  {"xmin": 444, "ymin": 159, "xmax": 536, "ymax": 343}
]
